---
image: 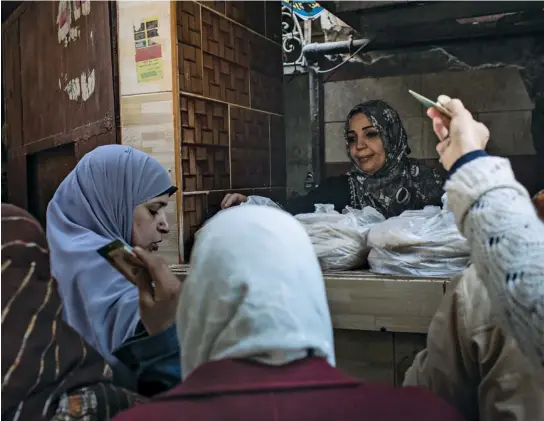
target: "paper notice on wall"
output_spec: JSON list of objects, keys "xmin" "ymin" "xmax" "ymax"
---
[{"xmin": 133, "ymin": 17, "xmax": 163, "ymax": 83}]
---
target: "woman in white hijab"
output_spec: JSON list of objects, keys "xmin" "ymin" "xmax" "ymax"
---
[{"xmin": 113, "ymin": 206, "xmax": 464, "ymax": 421}]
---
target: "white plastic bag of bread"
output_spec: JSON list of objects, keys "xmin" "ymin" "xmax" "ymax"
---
[
  {"xmin": 295, "ymin": 205, "xmax": 385, "ymax": 271},
  {"xmin": 367, "ymin": 203, "xmax": 470, "ymax": 277}
]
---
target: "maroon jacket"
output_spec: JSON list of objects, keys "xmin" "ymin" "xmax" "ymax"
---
[{"xmin": 113, "ymin": 357, "xmax": 464, "ymax": 421}]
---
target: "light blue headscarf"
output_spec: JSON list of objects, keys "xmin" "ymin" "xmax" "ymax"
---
[{"xmin": 46, "ymin": 145, "xmax": 176, "ymax": 365}]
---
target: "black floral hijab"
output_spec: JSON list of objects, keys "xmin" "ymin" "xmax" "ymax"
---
[{"xmin": 344, "ymin": 100, "xmax": 444, "ymax": 218}]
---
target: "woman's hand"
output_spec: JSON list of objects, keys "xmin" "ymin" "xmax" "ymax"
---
[
  {"xmin": 533, "ymin": 190, "xmax": 544, "ymax": 221},
  {"xmin": 131, "ymin": 247, "xmax": 182, "ymax": 336},
  {"xmin": 221, "ymin": 193, "xmax": 248, "ymax": 209},
  {"xmin": 428, "ymin": 95, "xmax": 490, "ymax": 171}
]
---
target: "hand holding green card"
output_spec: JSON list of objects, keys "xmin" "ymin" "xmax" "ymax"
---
[{"xmin": 408, "ymin": 90, "xmax": 453, "ymax": 118}]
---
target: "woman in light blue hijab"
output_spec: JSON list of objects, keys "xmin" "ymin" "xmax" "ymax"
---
[{"xmin": 46, "ymin": 145, "xmax": 181, "ymax": 395}]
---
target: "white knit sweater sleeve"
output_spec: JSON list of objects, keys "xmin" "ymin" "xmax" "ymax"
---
[{"xmin": 445, "ymin": 156, "xmax": 544, "ymax": 372}]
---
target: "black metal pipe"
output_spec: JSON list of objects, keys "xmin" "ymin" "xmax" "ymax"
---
[
  {"xmin": 308, "ymin": 67, "xmax": 325, "ymax": 186},
  {"xmin": 302, "ymin": 38, "xmax": 369, "ymax": 64},
  {"xmin": 108, "ymin": 0, "xmax": 121, "ymax": 145}
]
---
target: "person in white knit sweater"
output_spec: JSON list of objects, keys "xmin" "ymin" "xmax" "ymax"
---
[{"xmin": 427, "ymin": 95, "xmax": 544, "ymax": 374}]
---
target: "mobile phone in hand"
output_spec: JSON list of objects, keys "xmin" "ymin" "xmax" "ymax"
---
[{"xmin": 97, "ymin": 239, "xmax": 147, "ymax": 287}]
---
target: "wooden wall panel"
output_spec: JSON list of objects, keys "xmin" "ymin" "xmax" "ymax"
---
[
  {"xmin": 230, "ymin": 106, "xmax": 269, "ymax": 189},
  {"xmin": 178, "ymin": 2, "xmax": 285, "ymax": 260},
  {"xmin": 334, "ymin": 330, "xmax": 427, "ymax": 386},
  {"xmin": 225, "ymin": 2, "xmax": 265, "ymax": 35},
  {"xmin": 248, "ymin": 34, "xmax": 283, "ymax": 114},
  {"xmin": 265, "ymin": 1, "xmax": 282, "ymax": 43},
  {"xmin": 270, "ymin": 115, "xmax": 287, "ymax": 187},
  {"xmin": 394, "ymin": 333, "xmax": 427, "ymax": 386},
  {"xmin": 202, "ymin": 9, "xmax": 249, "ymax": 67},
  {"xmin": 3, "ymin": 19, "xmax": 23, "ymax": 152},
  {"xmin": 3, "ymin": 2, "xmax": 118, "ymax": 221},
  {"xmin": 3, "ymin": 18, "xmax": 25, "ymax": 209},
  {"xmin": 201, "ymin": 8, "xmax": 250, "ymax": 106},
  {"xmin": 183, "ymin": 194, "xmax": 207, "ymax": 244},
  {"xmin": 325, "ymin": 271, "xmax": 447, "ymax": 333},
  {"xmin": 27, "ymin": 143, "xmax": 77, "ymax": 227},
  {"xmin": 202, "ymin": 54, "xmax": 249, "ymax": 106},
  {"xmin": 177, "ymin": 1, "xmax": 203, "ymax": 95},
  {"xmin": 6, "ymin": 156, "xmax": 28, "ymax": 209},
  {"xmin": 180, "ymin": 95, "xmax": 230, "ymax": 192},
  {"xmin": 200, "ymin": 2, "xmax": 226, "ymax": 15},
  {"xmin": 19, "ymin": 2, "xmax": 116, "ymax": 146},
  {"xmin": 334, "ymin": 330, "xmax": 395, "ymax": 383},
  {"xmin": 249, "ymin": 33, "xmax": 283, "ymax": 78},
  {"xmin": 250, "ymin": 71, "xmax": 283, "ymax": 115}
]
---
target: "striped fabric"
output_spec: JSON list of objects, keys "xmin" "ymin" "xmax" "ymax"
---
[{"xmin": 1, "ymin": 204, "xmax": 144, "ymax": 421}]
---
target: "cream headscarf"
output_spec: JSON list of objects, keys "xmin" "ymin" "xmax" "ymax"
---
[{"xmin": 177, "ymin": 205, "xmax": 336, "ymax": 379}]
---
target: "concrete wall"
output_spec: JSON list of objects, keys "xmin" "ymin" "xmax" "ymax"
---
[
  {"xmin": 284, "ymin": 73, "xmax": 312, "ymax": 198},
  {"xmin": 324, "ymin": 67, "xmax": 535, "ymax": 169}
]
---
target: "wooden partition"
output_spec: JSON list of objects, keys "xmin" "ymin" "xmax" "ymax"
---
[
  {"xmin": 326, "ymin": 272, "xmax": 446, "ymax": 385},
  {"xmin": 171, "ymin": 265, "xmax": 447, "ymax": 385}
]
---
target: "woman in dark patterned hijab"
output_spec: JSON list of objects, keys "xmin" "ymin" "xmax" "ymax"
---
[
  {"xmin": 344, "ymin": 100, "xmax": 444, "ymax": 218},
  {"xmin": 1, "ymin": 204, "xmax": 144, "ymax": 421},
  {"xmin": 220, "ymin": 99, "xmax": 444, "ymax": 219}
]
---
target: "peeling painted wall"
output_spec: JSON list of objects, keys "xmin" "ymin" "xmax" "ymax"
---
[
  {"xmin": 56, "ymin": 0, "xmax": 91, "ymax": 47},
  {"xmin": 319, "ymin": 10, "xmax": 354, "ymax": 43},
  {"xmin": 61, "ymin": 69, "xmax": 96, "ymax": 101},
  {"xmin": 55, "ymin": 1, "xmax": 97, "ymax": 102},
  {"xmin": 3, "ymin": 1, "xmax": 118, "ymax": 217}
]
